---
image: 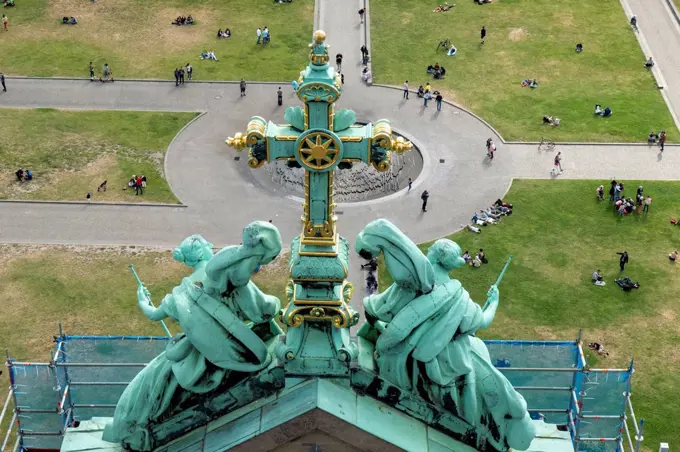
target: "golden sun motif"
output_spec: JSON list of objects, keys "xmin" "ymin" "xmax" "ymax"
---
[{"xmin": 298, "ymin": 133, "xmax": 339, "ymax": 170}]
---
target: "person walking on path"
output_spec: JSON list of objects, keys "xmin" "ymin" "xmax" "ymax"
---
[
  {"xmin": 643, "ymin": 195, "xmax": 652, "ymax": 215},
  {"xmin": 435, "ymin": 92, "xmax": 443, "ymax": 111},
  {"xmin": 617, "ymin": 251, "xmax": 629, "ymax": 272},
  {"xmin": 360, "ymin": 45, "xmax": 368, "ymax": 61},
  {"xmin": 179, "ymin": 66, "xmax": 185, "ymax": 85},
  {"xmin": 551, "ymin": 151, "xmax": 563, "ymax": 174},
  {"xmin": 174, "ymin": 68, "xmax": 180, "ymax": 86},
  {"xmin": 0, "ymin": 73, "xmax": 5, "ymax": 92},
  {"xmin": 487, "ymin": 139, "xmax": 496, "ymax": 159},
  {"xmin": 480, "ymin": 26, "xmax": 486, "ymax": 44},
  {"xmin": 403, "ymin": 81, "xmax": 409, "ymax": 99},
  {"xmin": 423, "ymin": 90, "xmax": 432, "ymax": 107},
  {"xmin": 659, "ymin": 131, "xmax": 666, "ymax": 151},
  {"xmin": 256, "ymin": 27, "xmax": 262, "ymax": 44},
  {"xmin": 335, "ymin": 53, "xmax": 343, "ymax": 73},
  {"xmin": 2, "ymin": 14, "xmax": 8, "ymax": 32},
  {"xmin": 186, "ymin": 63, "xmax": 192, "ymax": 81},
  {"xmin": 240, "ymin": 79, "xmax": 247, "ymax": 96},
  {"xmin": 358, "ymin": 7, "xmax": 365, "ymax": 24},
  {"xmin": 89, "ymin": 62, "xmax": 95, "ymax": 81},
  {"xmin": 277, "ymin": 86, "xmax": 283, "ymax": 106},
  {"xmin": 102, "ymin": 63, "xmax": 111, "ymax": 82},
  {"xmin": 408, "ymin": 177, "xmax": 412, "ymax": 192},
  {"xmin": 421, "ymin": 190, "xmax": 430, "ymax": 212}
]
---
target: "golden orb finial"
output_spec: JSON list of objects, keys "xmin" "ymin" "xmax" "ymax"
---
[{"xmin": 313, "ymin": 30, "xmax": 327, "ymax": 44}]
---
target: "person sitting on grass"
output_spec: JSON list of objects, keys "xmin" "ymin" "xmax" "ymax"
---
[
  {"xmin": 186, "ymin": 15, "xmax": 194, "ymax": 24},
  {"xmin": 576, "ymin": 43, "xmax": 583, "ymax": 53},
  {"xmin": 447, "ymin": 45, "xmax": 457, "ymax": 56},
  {"xmin": 472, "ymin": 254, "xmax": 482, "ymax": 267},
  {"xmin": 217, "ymin": 28, "xmax": 222, "ymax": 38},
  {"xmin": 644, "ymin": 56, "xmax": 654, "ymax": 68},
  {"xmin": 4, "ymin": 0, "xmax": 16, "ymax": 7},
  {"xmin": 602, "ymin": 106, "xmax": 612, "ymax": 117},
  {"xmin": 592, "ymin": 269, "xmax": 605, "ymax": 286},
  {"xmin": 477, "ymin": 248, "xmax": 488, "ymax": 264},
  {"xmin": 595, "ymin": 104, "xmax": 603, "ymax": 115},
  {"xmin": 224, "ymin": 28, "xmax": 231, "ymax": 37},
  {"xmin": 462, "ymin": 250, "xmax": 471, "ymax": 264},
  {"xmin": 588, "ymin": 342, "xmax": 609, "ymax": 356},
  {"xmin": 596, "ymin": 184, "xmax": 604, "ymax": 200},
  {"xmin": 69, "ymin": 16, "xmax": 76, "ymax": 24},
  {"xmin": 670, "ymin": 250, "xmax": 679, "ymax": 262},
  {"xmin": 529, "ymin": 79, "xmax": 538, "ymax": 88}
]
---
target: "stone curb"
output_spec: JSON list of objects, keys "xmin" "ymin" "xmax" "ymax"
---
[
  {"xmin": 163, "ymin": 111, "xmax": 209, "ymax": 205},
  {"xmin": 363, "ymin": 0, "xmax": 372, "ymax": 83},
  {"xmin": 5, "ymin": 76, "xmax": 288, "ymax": 85},
  {"xmin": 370, "ymin": 83, "xmax": 506, "ymax": 142},
  {"xmin": 505, "ymin": 141, "xmax": 678, "ymax": 147},
  {"xmin": 0, "ymin": 199, "xmax": 186, "ymax": 207},
  {"xmin": 664, "ymin": 0, "xmax": 680, "ymax": 26}
]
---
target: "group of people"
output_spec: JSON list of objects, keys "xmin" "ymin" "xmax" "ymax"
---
[
  {"xmin": 200, "ymin": 50, "xmax": 218, "ymax": 61},
  {"xmin": 594, "ymin": 104, "xmax": 613, "ymax": 117},
  {"xmin": 174, "ymin": 64, "xmax": 192, "ymax": 85},
  {"xmin": 412, "ymin": 83, "xmax": 444, "ymax": 110},
  {"xmin": 171, "ymin": 15, "xmax": 194, "ymax": 26},
  {"xmin": 426, "ymin": 63, "xmax": 446, "ymax": 79},
  {"xmin": 61, "ymin": 16, "xmax": 77, "ymax": 24},
  {"xmin": 592, "ymin": 251, "xmax": 638, "ymax": 290},
  {"xmin": 89, "ymin": 62, "xmax": 113, "ymax": 82},
  {"xmin": 542, "ymin": 115, "xmax": 561, "ymax": 126},
  {"xmin": 647, "ymin": 130, "xmax": 667, "ymax": 151},
  {"xmin": 598, "ymin": 181, "xmax": 652, "ymax": 216},
  {"xmin": 127, "ymin": 175, "xmax": 147, "ymax": 195},
  {"xmin": 15, "ymin": 168, "xmax": 33, "ymax": 181},
  {"xmin": 521, "ymin": 78, "xmax": 537, "ymax": 88},
  {"xmin": 467, "ymin": 198, "xmax": 514, "ymax": 232},
  {"xmin": 462, "ymin": 248, "xmax": 488, "ymax": 267},
  {"xmin": 255, "ymin": 26, "xmax": 271, "ymax": 45},
  {"xmin": 216, "ymin": 28, "xmax": 231, "ymax": 38},
  {"xmin": 433, "ymin": 3, "xmax": 452, "ymax": 12}
]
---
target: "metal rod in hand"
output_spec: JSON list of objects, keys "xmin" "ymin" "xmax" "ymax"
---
[
  {"xmin": 129, "ymin": 264, "xmax": 172, "ymax": 338},
  {"xmin": 494, "ymin": 257, "xmax": 513, "ymax": 288}
]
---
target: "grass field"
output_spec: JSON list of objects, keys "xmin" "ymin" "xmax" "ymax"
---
[
  {"xmin": 370, "ymin": 0, "xmax": 679, "ymax": 143},
  {"xmin": 0, "ymin": 0, "xmax": 313, "ymax": 80},
  {"xmin": 0, "ymin": 109, "xmax": 196, "ymax": 203},
  {"xmin": 377, "ymin": 179, "xmax": 680, "ymax": 448}
]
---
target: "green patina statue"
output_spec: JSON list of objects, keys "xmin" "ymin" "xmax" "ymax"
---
[
  {"xmin": 353, "ymin": 219, "xmax": 536, "ymax": 451},
  {"xmin": 101, "ymin": 30, "xmax": 535, "ymax": 452},
  {"xmin": 102, "ymin": 222, "xmax": 283, "ymax": 451}
]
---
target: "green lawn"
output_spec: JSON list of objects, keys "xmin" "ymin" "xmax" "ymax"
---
[
  {"xmin": 0, "ymin": 0, "xmax": 312, "ymax": 80},
  {"xmin": 0, "ymin": 109, "xmax": 197, "ymax": 203},
  {"xmin": 370, "ymin": 0, "xmax": 679, "ymax": 142},
  {"xmin": 377, "ymin": 179, "xmax": 680, "ymax": 448}
]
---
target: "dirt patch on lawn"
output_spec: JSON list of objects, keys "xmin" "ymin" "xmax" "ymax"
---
[
  {"xmin": 400, "ymin": 12, "xmax": 414, "ymax": 25},
  {"xmin": 508, "ymin": 28, "xmax": 527, "ymax": 41}
]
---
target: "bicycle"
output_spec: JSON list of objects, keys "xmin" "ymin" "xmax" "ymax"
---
[
  {"xmin": 436, "ymin": 38, "xmax": 451, "ymax": 51},
  {"xmin": 538, "ymin": 137, "xmax": 555, "ymax": 152}
]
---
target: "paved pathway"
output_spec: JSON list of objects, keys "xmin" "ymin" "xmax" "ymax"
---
[{"xmin": 1, "ymin": 0, "xmax": 680, "ymax": 306}]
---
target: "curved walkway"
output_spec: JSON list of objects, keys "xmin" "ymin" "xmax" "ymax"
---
[{"xmin": 1, "ymin": 0, "xmax": 680, "ymax": 250}]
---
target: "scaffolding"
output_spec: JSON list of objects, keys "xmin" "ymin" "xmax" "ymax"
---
[{"xmin": 2, "ymin": 326, "xmax": 644, "ymax": 452}]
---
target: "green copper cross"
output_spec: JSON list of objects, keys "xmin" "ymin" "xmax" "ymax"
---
[
  {"xmin": 226, "ymin": 30, "xmax": 411, "ymax": 375},
  {"xmin": 227, "ymin": 30, "xmax": 411, "ymax": 256}
]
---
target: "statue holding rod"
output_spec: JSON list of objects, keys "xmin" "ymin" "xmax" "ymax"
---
[
  {"xmin": 355, "ymin": 219, "xmax": 535, "ymax": 451},
  {"xmin": 103, "ymin": 223, "xmax": 283, "ymax": 451}
]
